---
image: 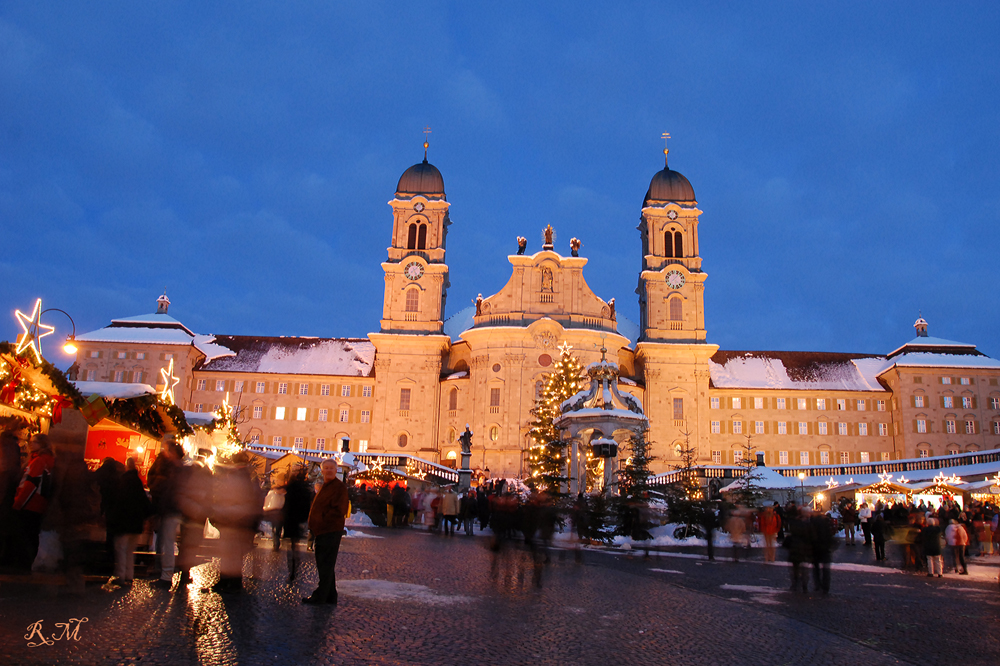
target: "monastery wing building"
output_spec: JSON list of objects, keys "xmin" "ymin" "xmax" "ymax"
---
[{"xmin": 70, "ymin": 149, "xmax": 1000, "ymax": 477}]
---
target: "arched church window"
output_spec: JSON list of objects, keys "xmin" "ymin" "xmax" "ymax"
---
[
  {"xmin": 669, "ymin": 297, "xmax": 683, "ymax": 321},
  {"xmin": 407, "ymin": 224, "xmax": 418, "ymax": 249},
  {"xmin": 674, "ymin": 231, "xmax": 683, "ymax": 258},
  {"xmin": 405, "ymin": 289, "xmax": 419, "ymax": 312},
  {"xmin": 449, "ymin": 387, "xmax": 458, "ymax": 411},
  {"xmin": 417, "ymin": 223, "xmax": 427, "ymax": 250},
  {"xmin": 541, "ymin": 268, "xmax": 553, "ymax": 292},
  {"xmin": 664, "ymin": 231, "xmax": 673, "ymax": 258},
  {"xmin": 398, "ymin": 433, "xmax": 408, "ymax": 448}
]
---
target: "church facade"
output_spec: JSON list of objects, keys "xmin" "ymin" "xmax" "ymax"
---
[{"xmin": 70, "ymin": 148, "xmax": 1000, "ymax": 477}]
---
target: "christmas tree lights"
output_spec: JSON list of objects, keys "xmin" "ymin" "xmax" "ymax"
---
[{"xmin": 527, "ymin": 342, "xmax": 583, "ymax": 493}]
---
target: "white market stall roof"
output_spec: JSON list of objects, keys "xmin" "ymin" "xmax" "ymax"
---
[{"xmin": 719, "ymin": 466, "xmax": 803, "ymax": 493}]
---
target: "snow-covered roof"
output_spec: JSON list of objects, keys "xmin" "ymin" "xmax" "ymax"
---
[
  {"xmin": 879, "ymin": 352, "xmax": 1000, "ymax": 370},
  {"xmin": 443, "ymin": 306, "xmax": 476, "ymax": 342},
  {"xmin": 200, "ymin": 336, "xmax": 375, "ymax": 376},
  {"xmin": 76, "ymin": 326, "xmax": 197, "ymax": 346},
  {"xmin": 112, "ymin": 312, "xmax": 193, "ymax": 332},
  {"xmin": 193, "ymin": 335, "xmax": 236, "ymax": 362},
  {"xmin": 183, "ymin": 411, "xmax": 218, "ymax": 427},
  {"xmin": 887, "ymin": 335, "xmax": 978, "ymax": 359},
  {"xmin": 615, "ymin": 315, "xmax": 640, "ymax": 346},
  {"xmin": 709, "ymin": 350, "xmax": 889, "ymax": 392},
  {"xmin": 72, "ymin": 381, "xmax": 156, "ymax": 399},
  {"xmin": 78, "ymin": 310, "xmax": 200, "ymax": 345}
]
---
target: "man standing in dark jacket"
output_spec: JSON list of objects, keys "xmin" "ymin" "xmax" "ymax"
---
[
  {"xmin": 921, "ymin": 517, "xmax": 944, "ymax": 577},
  {"xmin": 810, "ymin": 511, "xmax": 836, "ymax": 594},
  {"xmin": 303, "ymin": 459, "xmax": 349, "ymax": 605}
]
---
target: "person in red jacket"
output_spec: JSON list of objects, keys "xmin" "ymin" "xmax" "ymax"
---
[
  {"xmin": 303, "ymin": 459, "xmax": 349, "ymax": 605},
  {"xmin": 13, "ymin": 434, "xmax": 55, "ymax": 569},
  {"xmin": 759, "ymin": 504, "xmax": 782, "ymax": 562}
]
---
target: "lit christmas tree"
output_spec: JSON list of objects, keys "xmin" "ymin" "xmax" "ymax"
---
[{"xmin": 527, "ymin": 342, "xmax": 584, "ymax": 493}]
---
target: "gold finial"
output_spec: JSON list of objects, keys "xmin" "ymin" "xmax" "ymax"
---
[
  {"xmin": 661, "ymin": 132, "xmax": 670, "ymax": 167},
  {"xmin": 423, "ymin": 126, "xmax": 432, "ymax": 161}
]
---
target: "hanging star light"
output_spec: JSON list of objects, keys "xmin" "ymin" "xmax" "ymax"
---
[
  {"xmin": 877, "ymin": 471, "xmax": 893, "ymax": 484},
  {"xmin": 159, "ymin": 358, "xmax": 180, "ymax": 405},
  {"xmin": 897, "ymin": 474, "xmax": 910, "ymax": 484},
  {"xmin": 14, "ymin": 298, "xmax": 55, "ymax": 364},
  {"xmin": 825, "ymin": 477, "xmax": 840, "ymax": 489},
  {"xmin": 556, "ymin": 340, "xmax": 573, "ymax": 355}
]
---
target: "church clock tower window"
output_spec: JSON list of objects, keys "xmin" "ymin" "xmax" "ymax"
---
[{"xmin": 405, "ymin": 289, "xmax": 419, "ymax": 312}]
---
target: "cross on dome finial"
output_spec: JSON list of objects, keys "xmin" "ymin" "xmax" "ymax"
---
[
  {"xmin": 661, "ymin": 132, "xmax": 671, "ymax": 167},
  {"xmin": 423, "ymin": 126, "xmax": 432, "ymax": 162}
]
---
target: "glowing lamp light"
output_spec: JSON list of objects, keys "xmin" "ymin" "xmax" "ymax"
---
[
  {"xmin": 797, "ymin": 472, "xmax": 806, "ymax": 481},
  {"xmin": 136, "ymin": 445, "xmax": 145, "ymax": 453},
  {"xmin": 62, "ymin": 336, "xmax": 78, "ymax": 355}
]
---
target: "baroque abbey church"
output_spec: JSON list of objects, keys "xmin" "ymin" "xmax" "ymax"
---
[{"xmin": 71, "ymin": 146, "xmax": 1000, "ymax": 477}]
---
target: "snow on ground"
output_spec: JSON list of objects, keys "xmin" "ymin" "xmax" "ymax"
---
[
  {"xmin": 346, "ymin": 512, "xmax": 376, "ymax": 528},
  {"xmin": 337, "ymin": 580, "xmax": 474, "ymax": 605},
  {"xmin": 720, "ymin": 584, "xmax": 784, "ymax": 605}
]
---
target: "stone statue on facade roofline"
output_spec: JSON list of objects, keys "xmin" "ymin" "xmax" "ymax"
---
[
  {"xmin": 543, "ymin": 225, "xmax": 554, "ymax": 247},
  {"xmin": 458, "ymin": 425, "xmax": 473, "ymax": 455},
  {"xmin": 570, "ymin": 237, "xmax": 581, "ymax": 257},
  {"xmin": 475, "ymin": 294, "xmax": 483, "ymax": 316},
  {"xmin": 608, "ymin": 297, "xmax": 616, "ymax": 321},
  {"xmin": 517, "ymin": 236, "xmax": 527, "ymax": 255}
]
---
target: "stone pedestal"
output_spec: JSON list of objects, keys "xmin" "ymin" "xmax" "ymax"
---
[{"xmin": 458, "ymin": 452, "xmax": 472, "ymax": 490}]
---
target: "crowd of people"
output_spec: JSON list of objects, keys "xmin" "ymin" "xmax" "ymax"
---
[{"xmin": 2, "ymin": 427, "xmax": 998, "ymax": 604}]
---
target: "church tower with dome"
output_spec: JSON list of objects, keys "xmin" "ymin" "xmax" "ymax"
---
[
  {"xmin": 368, "ymin": 140, "xmax": 453, "ymax": 457},
  {"xmin": 634, "ymin": 144, "xmax": 719, "ymax": 463}
]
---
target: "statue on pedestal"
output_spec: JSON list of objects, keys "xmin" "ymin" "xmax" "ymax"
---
[{"xmin": 458, "ymin": 426, "xmax": 473, "ymax": 456}]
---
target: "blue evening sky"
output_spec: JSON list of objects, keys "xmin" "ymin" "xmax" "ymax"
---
[{"xmin": 3, "ymin": 2, "xmax": 999, "ymax": 363}]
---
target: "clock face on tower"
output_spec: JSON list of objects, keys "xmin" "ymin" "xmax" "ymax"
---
[
  {"xmin": 403, "ymin": 261, "xmax": 424, "ymax": 281},
  {"xmin": 665, "ymin": 270, "xmax": 685, "ymax": 289}
]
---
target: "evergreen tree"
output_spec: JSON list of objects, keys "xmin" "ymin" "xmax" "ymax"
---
[
  {"xmin": 731, "ymin": 434, "xmax": 765, "ymax": 508},
  {"xmin": 527, "ymin": 343, "xmax": 584, "ymax": 493},
  {"xmin": 666, "ymin": 430, "xmax": 703, "ymax": 538},
  {"xmin": 617, "ymin": 426, "xmax": 657, "ymax": 539}
]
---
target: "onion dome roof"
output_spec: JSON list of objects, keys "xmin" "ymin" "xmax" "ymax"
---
[
  {"xmin": 395, "ymin": 159, "xmax": 446, "ymax": 201},
  {"xmin": 644, "ymin": 167, "xmax": 695, "ymax": 204}
]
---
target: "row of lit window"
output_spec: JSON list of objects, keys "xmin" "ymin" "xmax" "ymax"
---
[
  {"xmin": 243, "ymin": 405, "xmax": 371, "ymax": 423},
  {"xmin": 196, "ymin": 379, "xmax": 372, "ymax": 398},
  {"xmin": 913, "ymin": 395, "xmax": 998, "ymax": 410},
  {"xmin": 710, "ymin": 396, "xmax": 888, "ymax": 411},
  {"xmin": 710, "ymin": 450, "xmax": 889, "ymax": 465},
  {"xmin": 914, "ymin": 419, "xmax": 992, "ymax": 434},
  {"xmin": 710, "ymin": 420, "xmax": 890, "ymax": 436},
  {"xmin": 249, "ymin": 435, "xmax": 369, "ymax": 453}
]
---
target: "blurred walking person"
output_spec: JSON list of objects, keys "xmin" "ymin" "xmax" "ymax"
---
[
  {"xmin": 759, "ymin": 504, "xmax": 781, "ymax": 563},
  {"xmin": 945, "ymin": 518, "xmax": 969, "ymax": 575},
  {"xmin": 440, "ymin": 486, "xmax": 460, "ymax": 536},
  {"xmin": 281, "ymin": 466, "xmax": 313, "ymax": 582},
  {"xmin": 921, "ymin": 516, "xmax": 944, "ymax": 577},
  {"xmin": 211, "ymin": 453, "xmax": 261, "ymax": 594},
  {"xmin": 12, "ymin": 434, "xmax": 55, "ymax": 570},
  {"xmin": 303, "ymin": 458, "xmax": 349, "ymax": 605},
  {"xmin": 147, "ymin": 436, "xmax": 183, "ymax": 579},
  {"xmin": 0, "ymin": 431, "xmax": 23, "ymax": 567},
  {"xmin": 105, "ymin": 457, "xmax": 152, "ymax": 589}
]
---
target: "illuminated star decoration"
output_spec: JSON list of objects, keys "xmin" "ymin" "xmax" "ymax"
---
[
  {"xmin": 557, "ymin": 341, "xmax": 574, "ymax": 355},
  {"xmin": 825, "ymin": 477, "xmax": 840, "ymax": 489},
  {"xmin": 896, "ymin": 475, "xmax": 910, "ymax": 484},
  {"xmin": 159, "ymin": 358, "xmax": 180, "ymax": 405},
  {"xmin": 877, "ymin": 471, "xmax": 893, "ymax": 484},
  {"xmin": 14, "ymin": 298, "xmax": 55, "ymax": 364}
]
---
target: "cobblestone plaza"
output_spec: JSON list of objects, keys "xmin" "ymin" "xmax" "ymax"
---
[{"xmin": 1, "ymin": 529, "xmax": 997, "ymax": 666}]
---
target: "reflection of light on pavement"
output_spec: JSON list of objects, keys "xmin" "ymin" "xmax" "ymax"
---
[{"xmin": 186, "ymin": 562, "xmax": 238, "ymax": 665}]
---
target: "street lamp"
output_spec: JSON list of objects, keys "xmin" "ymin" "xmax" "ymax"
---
[
  {"xmin": 798, "ymin": 472, "xmax": 806, "ymax": 506},
  {"xmin": 42, "ymin": 308, "xmax": 78, "ymax": 355}
]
